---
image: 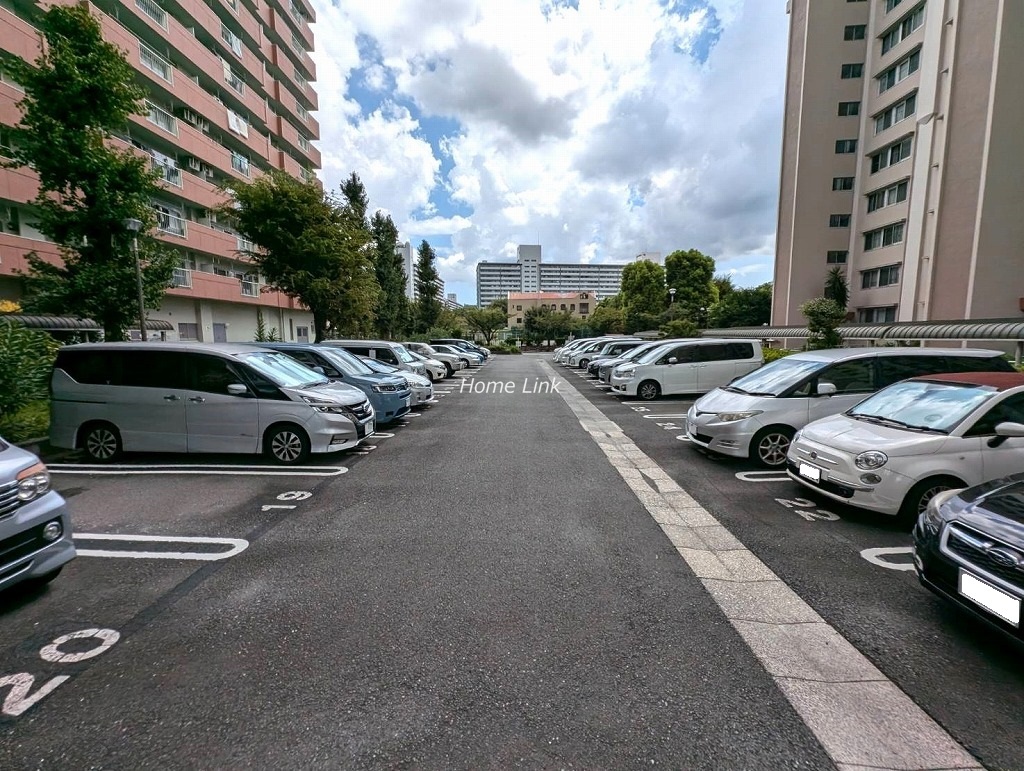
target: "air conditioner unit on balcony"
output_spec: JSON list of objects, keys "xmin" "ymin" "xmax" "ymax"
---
[
  {"xmin": 185, "ymin": 156, "xmax": 202, "ymax": 171},
  {"xmin": 181, "ymin": 108, "xmax": 200, "ymax": 126}
]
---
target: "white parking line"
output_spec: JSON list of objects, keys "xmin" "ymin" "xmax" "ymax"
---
[
  {"xmin": 74, "ymin": 533, "xmax": 249, "ymax": 561},
  {"xmin": 547, "ymin": 361, "xmax": 980, "ymax": 771},
  {"xmin": 735, "ymin": 471, "xmax": 791, "ymax": 483},
  {"xmin": 371, "ymin": 432, "xmax": 394, "ymax": 439},
  {"xmin": 49, "ymin": 464, "xmax": 349, "ymax": 477},
  {"xmin": 860, "ymin": 547, "xmax": 916, "ymax": 572},
  {"xmin": 641, "ymin": 414, "xmax": 691, "ymax": 420}
]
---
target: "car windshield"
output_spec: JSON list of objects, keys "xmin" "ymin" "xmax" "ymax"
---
[
  {"xmin": 394, "ymin": 345, "xmax": 416, "ymax": 364},
  {"xmin": 635, "ymin": 345, "xmax": 674, "ymax": 365},
  {"xmin": 239, "ymin": 351, "xmax": 328, "ymax": 388},
  {"xmin": 360, "ymin": 356, "xmax": 400, "ymax": 374},
  {"xmin": 617, "ymin": 344, "xmax": 658, "ymax": 362},
  {"xmin": 848, "ymin": 380, "xmax": 996, "ymax": 433},
  {"xmin": 318, "ymin": 347, "xmax": 373, "ymax": 377},
  {"xmin": 725, "ymin": 357, "xmax": 828, "ymax": 396},
  {"xmin": 418, "ymin": 344, "xmax": 438, "ymax": 355}
]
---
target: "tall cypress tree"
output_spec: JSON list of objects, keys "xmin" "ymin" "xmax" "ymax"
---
[
  {"xmin": 371, "ymin": 212, "xmax": 409, "ymax": 339},
  {"xmin": 414, "ymin": 240, "xmax": 442, "ymax": 332}
]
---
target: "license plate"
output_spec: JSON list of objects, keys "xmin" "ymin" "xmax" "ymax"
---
[
  {"xmin": 798, "ymin": 463, "xmax": 821, "ymax": 483},
  {"xmin": 959, "ymin": 570, "xmax": 1020, "ymax": 626}
]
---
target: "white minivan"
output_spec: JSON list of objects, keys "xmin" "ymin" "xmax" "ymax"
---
[
  {"xmin": 610, "ymin": 339, "xmax": 763, "ymax": 400},
  {"xmin": 50, "ymin": 343, "xmax": 375, "ymax": 465},
  {"xmin": 686, "ymin": 347, "xmax": 1016, "ymax": 468}
]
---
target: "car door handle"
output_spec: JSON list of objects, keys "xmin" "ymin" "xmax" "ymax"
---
[
  {"xmin": 188, "ymin": 396, "xmax": 206, "ymax": 403},
  {"xmin": 163, "ymin": 395, "xmax": 180, "ymax": 401}
]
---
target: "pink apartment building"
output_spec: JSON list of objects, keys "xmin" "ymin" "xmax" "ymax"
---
[{"xmin": 0, "ymin": 0, "xmax": 321, "ymax": 342}]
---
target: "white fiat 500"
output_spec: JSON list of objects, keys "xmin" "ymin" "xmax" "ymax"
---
[{"xmin": 787, "ymin": 372, "xmax": 1024, "ymax": 522}]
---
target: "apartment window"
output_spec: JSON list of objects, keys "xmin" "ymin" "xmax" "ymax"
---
[
  {"xmin": 866, "ymin": 180, "xmax": 909, "ymax": 212},
  {"xmin": 874, "ymin": 92, "xmax": 916, "ymax": 134},
  {"xmin": 300, "ymin": 167, "xmax": 315, "ymax": 183},
  {"xmin": 829, "ymin": 214, "xmax": 851, "ymax": 228},
  {"xmin": 296, "ymin": 104, "xmax": 309, "ymax": 123},
  {"xmin": 153, "ymin": 202, "xmax": 186, "ymax": 237},
  {"xmin": 290, "ymin": 1, "xmax": 306, "ymax": 22},
  {"xmin": 858, "ymin": 306, "xmax": 897, "ymax": 323},
  {"xmin": 291, "ymin": 32, "xmax": 304, "ymax": 54},
  {"xmin": 835, "ymin": 139, "xmax": 858, "ymax": 154},
  {"xmin": 840, "ymin": 63, "xmax": 864, "ymax": 79},
  {"xmin": 139, "ymin": 42, "xmax": 172, "ymax": 83},
  {"xmin": 579, "ymin": 303, "xmax": 589, "ymax": 314},
  {"xmin": 135, "ymin": 0, "xmax": 167, "ymax": 29},
  {"xmin": 178, "ymin": 322, "xmax": 199, "ymax": 340},
  {"xmin": 220, "ymin": 23, "xmax": 243, "ymax": 57},
  {"xmin": 844, "ymin": 25, "xmax": 866, "ymax": 41},
  {"xmin": 295, "ymin": 69, "xmax": 309, "ymax": 92},
  {"xmin": 878, "ymin": 49, "xmax": 920, "ymax": 94},
  {"xmin": 516, "ymin": 317, "xmax": 522, "ymax": 324},
  {"xmin": 297, "ymin": 134, "xmax": 310, "ymax": 152},
  {"xmin": 838, "ymin": 101, "xmax": 860, "ymax": 116},
  {"xmin": 515, "ymin": 305, "xmax": 522, "ymax": 311},
  {"xmin": 230, "ymin": 151, "xmax": 250, "ymax": 177},
  {"xmin": 224, "ymin": 61, "xmax": 245, "ymax": 95},
  {"xmin": 870, "ymin": 137, "xmax": 912, "ymax": 173},
  {"xmin": 0, "ymin": 125, "xmax": 15, "ymax": 157},
  {"xmin": 826, "ymin": 251, "xmax": 849, "ymax": 265},
  {"xmin": 881, "ymin": 4, "xmax": 925, "ymax": 55},
  {"xmin": 864, "ymin": 221, "xmax": 906, "ymax": 250},
  {"xmin": 145, "ymin": 101, "xmax": 177, "ymax": 135},
  {"xmin": 861, "ymin": 264, "xmax": 901, "ymax": 289},
  {"xmin": 151, "ymin": 151, "xmax": 182, "ymax": 187},
  {"xmin": 885, "ymin": 0, "xmax": 905, "ymax": 11},
  {"xmin": 832, "ymin": 177, "xmax": 855, "ymax": 191}
]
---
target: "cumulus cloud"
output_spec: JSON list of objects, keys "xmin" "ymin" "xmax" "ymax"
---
[{"xmin": 309, "ymin": 0, "xmax": 788, "ymax": 302}]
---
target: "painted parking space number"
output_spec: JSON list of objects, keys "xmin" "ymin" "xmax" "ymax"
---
[{"xmin": 775, "ymin": 497, "xmax": 840, "ymax": 522}]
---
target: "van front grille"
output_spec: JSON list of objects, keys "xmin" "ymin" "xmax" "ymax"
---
[{"xmin": 0, "ymin": 481, "xmax": 20, "ymax": 520}]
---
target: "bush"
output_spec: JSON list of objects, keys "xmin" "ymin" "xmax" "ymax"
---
[
  {"xmin": 763, "ymin": 347, "xmax": 797, "ymax": 363},
  {"xmin": 487, "ymin": 343, "xmax": 521, "ymax": 355},
  {"xmin": 0, "ymin": 319, "xmax": 59, "ymax": 421},
  {"xmin": 0, "ymin": 400, "xmax": 50, "ymax": 444}
]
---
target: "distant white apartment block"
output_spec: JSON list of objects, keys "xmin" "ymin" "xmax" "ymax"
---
[
  {"xmin": 475, "ymin": 245, "xmax": 645, "ymax": 306},
  {"xmin": 396, "ymin": 241, "xmax": 415, "ymax": 300}
]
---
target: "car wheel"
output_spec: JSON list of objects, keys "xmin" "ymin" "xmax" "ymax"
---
[
  {"xmin": 444, "ymin": 363, "xmax": 455, "ymax": 378},
  {"xmin": 637, "ymin": 380, "xmax": 661, "ymax": 401},
  {"xmin": 82, "ymin": 422, "xmax": 122, "ymax": 463},
  {"xmin": 751, "ymin": 426, "xmax": 794, "ymax": 469},
  {"xmin": 898, "ymin": 476, "xmax": 962, "ymax": 528},
  {"xmin": 460, "ymin": 358, "xmax": 471, "ymax": 367},
  {"xmin": 579, "ymin": 358, "xmax": 590, "ymax": 369},
  {"xmin": 265, "ymin": 424, "xmax": 311, "ymax": 465}
]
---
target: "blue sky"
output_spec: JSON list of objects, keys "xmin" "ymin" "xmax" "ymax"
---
[{"xmin": 310, "ymin": 0, "xmax": 787, "ymax": 303}]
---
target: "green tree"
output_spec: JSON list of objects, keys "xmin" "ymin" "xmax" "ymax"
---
[
  {"xmin": 713, "ymin": 274, "xmax": 735, "ymax": 300},
  {"xmin": 340, "ymin": 172, "xmax": 370, "ymax": 226},
  {"xmin": 224, "ymin": 170, "xmax": 378, "ymax": 342},
  {"xmin": 824, "ymin": 267, "xmax": 850, "ymax": 310},
  {"xmin": 709, "ymin": 282, "xmax": 773, "ymax": 328},
  {"xmin": 660, "ymin": 319, "xmax": 700, "ymax": 338},
  {"xmin": 589, "ymin": 297, "xmax": 627, "ymax": 334},
  {"xmin": 462, "ymin": 304, "xmax": 507, "ymax": 344},
  {"xmin": 414, "ymin": 240, "xmax": 443, "ymax": 332},
  {"xmin": 370, "ymin": 212, "xmax": 409, "ymax": 338},
  {"xmin": 801, "ymin": 297, "xmax": 847, "ymax": 350},
  {"xmin": 7, "ymin": 5, "xmax": 175, "ymax": 340},
  {"xmin": 0, "ymin": 320, "xmax": 59, "ymax": 420},
  {"xmin": 522, "ymin": 306, "xmax": 551, "ymax": 345},
  {"xmin": 621, "ymin": 260, "xmax": 667, "ymax": 331},
  {"xmin": 665, "ymin": 249, "xmax": 717, "ymax": 325}
]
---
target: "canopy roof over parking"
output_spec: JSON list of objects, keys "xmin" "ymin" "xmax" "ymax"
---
[
  {"xmin": 702, "ymin": 318, "xmax": 1024, "ymax": 342},
  {"xmin": 0, "ymin": 314, "xmax": 173, "ymax": 332}
]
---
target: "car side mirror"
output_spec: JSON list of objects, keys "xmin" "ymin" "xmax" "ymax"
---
[
  {"xmin": 990, "ymin": 421, "xmax": 1024, "ymax": 447},
  {"xmin": 668, "ymin": 357, "xmax": 678, "ymax": 365},
  {"xmin": 312, "ymin": 366, "xmax": 325, "ymax": 375},
  {"xmin": 816, "ymin": 382, "xmax": 837, "ymax": 396},
  {"xmin": 227, "ymin": 383, "xmax": 249, "ymax": 396}
]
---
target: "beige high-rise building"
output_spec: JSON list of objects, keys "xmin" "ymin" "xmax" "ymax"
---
[{"xmin": 773, "ymin": 0, "xmax": 1024, "ymax": 327}]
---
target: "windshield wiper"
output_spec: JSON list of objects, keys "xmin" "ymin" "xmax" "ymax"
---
[{"xmin": 851, "ymin": 413, "xmax": 943, "ymax": 433}]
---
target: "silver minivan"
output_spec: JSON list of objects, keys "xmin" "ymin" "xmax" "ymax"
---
[
  {"xmin": 323, "ymin": 340, "xmax": 427, "ymax": 377},
  {"xmin": 686, "ymin": 347, "xmax": 1017, "ymax": 468},
  {"xmin": 50, "ymin": 343, "xmax": 376, "ymax": 465}
]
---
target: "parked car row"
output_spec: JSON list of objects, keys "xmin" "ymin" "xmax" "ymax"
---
[{"xmin": 563, "ymin": 335, "xmax": 1024, "ymax": 642}]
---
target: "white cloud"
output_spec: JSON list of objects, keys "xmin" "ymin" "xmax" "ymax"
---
[{"xmin": 310, "ymin": 0, "xmax": 788, "ymax": 302}]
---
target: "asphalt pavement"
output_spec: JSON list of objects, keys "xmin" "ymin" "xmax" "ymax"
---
[{"xmin": 1, "ymin": 354, "xmax": 1019, "ymax": 769}]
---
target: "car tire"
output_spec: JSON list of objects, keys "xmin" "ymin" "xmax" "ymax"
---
[
  {"xmin": 751, "ymin": 426, "xmax": 794, "ymax": 469},
  {"xmin": 460, "ymin": 358, "xmax": 471, "ymax": 367},
  {"xmin": 637, "ymin": 380, "xmax": 661, "ymax": 401},
  {"xmin": 898, "ymin": 476, "xmax": 963, "ymax": 528},
  {"xmin": 265, "ymin": 424, "xmax": 311, "ymax": 465},
  {"xmin": 444, "ymin": 363, "xmax": 455, "ymax": 378},
  {"xmin": 579, "ymin": 358, "xmax": 590, "ymax": 369},
  {"xmin": 81, "ymin": 422, "xmax": 122, "ymax": 463}
]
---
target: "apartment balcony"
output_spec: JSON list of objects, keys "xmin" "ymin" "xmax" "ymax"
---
[
  {"xmin": 263, "ymin": 6, "xmax": 316, "ymax": 80},
  {"xmin": 0, "ymin": 231, "xmax": 61, "ymax": 278},
  {"xmin": 266, "ymin": 0, "xmax": 314, "ymax": 55},
  {"xmin": 0, "ymin": 6, "xmax": 40, "ymax": 63},
  {"xmin": 271, "ymin": 114, "xmax": 321, "ymax": 168},
  {"xmin": 274, "ymin": 149, "xmax": 305, "ymax": 179},
  {"xmin": 166, "ymin": 267, "xmax": 293, "ymax": 308},
  {"xmin": 212, "ymin": 0, "xmax": 264, "ymax": 57},
  {"xmin": 269, "ymin": 45, "xmax": 318, "ymax": 111}
]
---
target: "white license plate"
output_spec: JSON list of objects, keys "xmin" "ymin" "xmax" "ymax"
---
[
  {"xmin": 367, "ymin": 420, "xmax": 374, "ymax": 435},
  {"xmin": 959, "ymin": 570, "xmax": 1020, "ymax": 626},
  {"xmin": 798, "ymin": 463, "xmax": 821, "ymax": 483}
]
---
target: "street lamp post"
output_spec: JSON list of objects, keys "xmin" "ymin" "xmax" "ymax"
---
[
  {"xmin": 669, "ymin": 288, "xmax": 676, "ymax": 304},
  {"xmin": 123, "ymin": 218, "xmax": 146, "ymax": 342}
]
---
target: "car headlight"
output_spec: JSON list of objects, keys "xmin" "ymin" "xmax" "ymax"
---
[
  {"xmin": 715, "ymin": 410, "xmax": 763, "ymax": 422},
  {"xmin": 854, "ymin": 450, "xmax": 888, "ymax": 470},
  {"xmin": 301, "ymin": 396, "xmax": 347, "ymax": 414},
  {"xmin": 17, "ymin": 462, "xmax": 51, "ymax": 502},
  {"xmin": 371, "ymin": 384, "xmax": 397, "ymax": 393}
]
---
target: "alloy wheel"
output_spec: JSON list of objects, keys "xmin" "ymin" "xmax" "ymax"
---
[
  {"xmin": 756, "ymin": 432, "xmax": 791, "ymax": 468},
  {"xmin": 86, "ymin": 428, "xmax": 118, "ymax": 461},
  {"xmin": 271, "ymin": 431, "xmax": 304, "ymax": 463}
]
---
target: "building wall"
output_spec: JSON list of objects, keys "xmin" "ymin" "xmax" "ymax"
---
[
  {"xmin": 476, "ymin": 262, "xmax": 522, "ymax": 306},
  {"xmin": 507, "ymin": 292, "xmax": 595, "ymax": 328},
  {"xmin": 0, "ymin": 0, "xmax": 320, "ymax": 334},
  {"xmin": 775, "ymin": 0, "xmax": 1024, "ymax": 328}
]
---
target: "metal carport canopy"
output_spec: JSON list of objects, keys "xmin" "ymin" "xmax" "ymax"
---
[
  {"xmin": 0, "ymin": 315, "xmax": 174, "ymax": 331},
  {"xmin": 881, "ymin": 318, "xmax": 1024, "ymax": 340}
]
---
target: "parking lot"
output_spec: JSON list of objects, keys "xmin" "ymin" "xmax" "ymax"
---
[
  {"xmin": 560, "ymin": 356, "xmax": 1024, "ymax": 771},
  {"xmin": 3, "ymin": 353, "xmax": 1023, "ymax": 769}
]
